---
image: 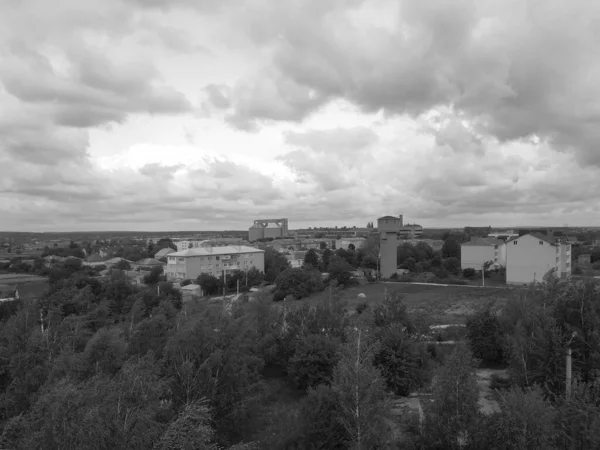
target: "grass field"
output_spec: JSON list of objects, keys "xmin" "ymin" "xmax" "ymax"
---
[{"xmin": 302, "ymin": 282, "xmax": 520, "ymax": 325}]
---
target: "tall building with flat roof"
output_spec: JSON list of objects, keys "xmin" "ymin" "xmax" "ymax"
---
[
  {"xmin": 165, "ymin": 246, "xmax": 265, "ymax": 280},
  {"xmin": 378, "ymin": 215, "xmax": 403, "ymax": 278}
]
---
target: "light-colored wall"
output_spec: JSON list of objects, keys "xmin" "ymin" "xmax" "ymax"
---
[
  {"xmin": 166, "ymin": 252, "xmax": 265, "ymax": 280},
  {"xmin": 497, "ymin": 243, "xmax": 507, "ymax": 266},
  {"xmin": 461, "ymin": 245, "xmax": 495, "ymax": 270},
  {"xmin": 506, "ymin": 235, "xmax": 560, "ymax": 284},
  {"xmin": 380, "ymin": 232, "xmax": 398, "ymax": 278}
]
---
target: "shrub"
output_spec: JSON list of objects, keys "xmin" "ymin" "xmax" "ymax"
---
[
  {"xmin": 355, "ymin": 302, "xmax": 369, "ymax": 315},
  {"xmin": 463, "ymin": 268, "xmax": 476, "ymax": 278},
  {"xmin": 489, "ymin": 374, "xmax": 512, "ymax": 391}
]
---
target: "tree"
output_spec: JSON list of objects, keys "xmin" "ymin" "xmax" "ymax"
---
[
  {"xmin": 480, "ymin": 386, "xmax": 558, "ymax": 449},
  {"xmin": 154, "ymin": 399, "xmax": 218, "ymax": 450},
  {"xmin": 143, "ymin": 266, "xmax": 164, "ymax": 285},
  {"xmin": 303, "ymin": 249, "xmax": 320, "ymax": 268},
  {"xmin": 466, "ymin": 307, "xmax": 503, "ymax": 365},
  {"xmin": 320, "ymin": 248, "xmax": 333, "ymax": 271},
  {"xmin": 273, "ymin": 267, "xmax": 323, "ymax": 301},
  {"xmin": 442, "ymin": 238, "xmax": 461, "ymax": 259},
  {"xmin": 374, "ymin": 324, "xmax": 432, "ymax": 396},
  {"xmin": 331, "ymin": 325, "xmax": 392, "ymax": 449},
  {"xmin": 443, "ymin": 257, "xmax": 461, "ymax": 275},
  {"xmin": 403, "ymin": 257, "xmax": 416, "ymax": 272},
  {"xmin": 422, "ymin": 341, "xmax": 480, "ymax": 449},
  {"xmin": 296, "ymin": 385, "xmax": 347, "ymax": 449},
  {"xmin": 288, "ymin": 334, "xmax": 340, "ymax": 391},
  {"xmin": 264, "ymin": 247, "xmax": 290, "ymax": 283},
  {"xmin": 114, "ymin": 259, "xmax": 131, "ymax": 271},
  {"xmin": 196, "ymin": 273, "xmax": 222, "ymax": 296},
  {"xmin": 327, "ymin": 255, "xmax": 354, "ymax": 287}
]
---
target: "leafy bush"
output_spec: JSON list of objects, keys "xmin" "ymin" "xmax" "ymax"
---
[
  {"xmin": 463, "ymin": 268, "xmax": 476, "ymax": 278},
  {"xmin": 355, "ymin": 302, "xmax": 369, "ymax": 315},
  {"xmin": 489, "ymin": 373, "xmax": 512, "ymax": 391},
  {"xmin": 466, "ymin": 307, "xmax": 503, "ymax": 365},
  {"xmin": 273, "ymin": 267, "xmax": 324, "ymax": 301},
  {"xmin": 287, "ymin": 334, "xmax": 340, "ymax": 391}
]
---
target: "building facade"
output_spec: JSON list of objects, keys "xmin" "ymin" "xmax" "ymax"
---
[
  {"xmin": 506, "ymin": 233, "xmax": 571, "ymax": 285},
  {"xmin": 460, "ymin": 237, "xmax": 506, "ymax": 270},
  {"xmin": 165, "ymin": 246, "xmax": 265, "ymax": 280},
  {"xmin": 335, "ymin": 237, "xmax": 366, "ymax": 250},
  {"xmin": 249, "ymin": 218, "xmax": 289, "ymax": 241},
  {"xmin": 378, "ymin": 215, "xmax": 402, "ymax": 278}
]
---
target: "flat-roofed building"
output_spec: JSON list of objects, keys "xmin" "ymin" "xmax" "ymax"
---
[{"xmin": 165, "ymin": 246, "xmax": 265, "ymax": 280}]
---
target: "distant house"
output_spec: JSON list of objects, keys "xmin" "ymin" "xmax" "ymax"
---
[
  {"xmin": 460, "ymin": 237, "xmax": 506, "ymax": 270},
  {"xmin": 506, "ymin": 233, "xmax": 571, "ymax": 285},
  {"xmin": 285, "ymin": 251, "xmax": 307, "ymax": 269},
  {"xmin": 181, "ymin": 283, "xmax": 202, "ymax": 300},
  {"xmin": 335, "ymin": 237, "xmax": 366, "ymax": 251},
  {"xmin": 99, "ymin": 247, "xmax": 120, "ymax": 258},
  {"xmin": 133, "ymin": 258, "xmax": 165, "ymax": 270},
  {"xmin": 154, "ymin": 248, "xmax": 175, "ymax": 259},
  {"xmin": 104, "ymin": 257, "xmax": 134, "ymax": 268}
]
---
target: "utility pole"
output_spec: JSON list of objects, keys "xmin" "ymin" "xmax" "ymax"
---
[
  {"xmin": 566, "ymin": 347, "xmax": 572, "ymax": 401},
  {"xmin": 566, "ymin": 331, "xmax": 576, "ymax": 401},
  {"xmin": 223, "ymin": 269, "xmax": 226, "ymax": 300},
  {"xmin": 482, "ymin": 262, "xmax": 485, "ymax": 287},
  {"xmin": 237, "ymin": 278, "xmax": 239, "ymax": 295}
]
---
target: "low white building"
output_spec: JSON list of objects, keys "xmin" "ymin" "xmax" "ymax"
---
[
  {"xmin": 335, "ymin": 237, "xmax": 366, "ymax": 250},
  {"xmin": 285, "ymin": 251, "xmax": 306, "ymax": 268},
  {"xmin": 460, "ymin": 237, "xmax": 506, "ymax": 270},
  {"xmin": 506, "ymin": 233, "xmax": 571, "ymax": 285},
  {"xmin": 165, "ymin": 246, "xmax": 265, "ymax": 280}
]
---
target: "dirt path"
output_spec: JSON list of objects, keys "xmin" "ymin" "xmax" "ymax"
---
[{"xmin": 477, "ymin": 368, "xmax": 506, "ymax": 414}]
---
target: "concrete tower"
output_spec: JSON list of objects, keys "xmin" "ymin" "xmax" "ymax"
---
[{"xmin": 377, "ymin": 215, "xmax": 402, "ymax": 278}]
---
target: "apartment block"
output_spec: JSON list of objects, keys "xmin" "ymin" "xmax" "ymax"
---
[
  {"xmin": 460, "ymin": 237, "xmax": 506, "ymax": 270},
  {"xmin": 506, "ymin": 233, "xmax": 571, "ymax": 284},
  {"xmin": 165, "ymin": 246, "xmax": 265, "ymax": 280}
]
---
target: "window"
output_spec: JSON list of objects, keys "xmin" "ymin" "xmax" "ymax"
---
[
  {"xmin": 513, "ymin": 241, "xmax": 518, "ymax": 245},
  {"xmin": 178, "ymin": 258, "xmax": 185, "ymax": 262},
  {"xmin": 216, "ymin": 256, "xmax": 220, "ymax": 260},
  {"xmin": 494, "ymin": 245, "xmax": 498, "ymax": 249},
  {"xmin": 539, "ymin": 241, "xmax": 543, "ymax": 245}
]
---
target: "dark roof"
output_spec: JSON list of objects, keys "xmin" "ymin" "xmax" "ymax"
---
[
  {"xmin": 378, "ymin": 215, "xmax": 400, "ymax": 220},
  {"xmin": 529, "ymin": 232, "xmax": 557, "ymax": 245},
  {"xmin": 136, "ymin": 258, "xmax": 164, "ymax": 266},
  {"xmin": 461, "ymin": 237, "xmax": 504, "ymax": 247},
  {"xmin": 17, "ymin": 282, "xmax": 50, "ymax": 300},
  {"xmin": 508, "ymin": 233, "xmax": 558, "ymax": 245}
]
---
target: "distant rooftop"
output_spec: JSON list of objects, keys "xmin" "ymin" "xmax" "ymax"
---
[{"xmin": 170, "ymin": 246, "xmax": 264, "ymax": 257}]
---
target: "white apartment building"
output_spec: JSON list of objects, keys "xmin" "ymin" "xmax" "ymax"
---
[
  {"xmin": 165, "ymin": 246, "xmax": 265, "ymax": 280},
  {"xmin": 506, "ymin": 233, "xmax": 571, "ymax": 285},
  {"xmin": 460, "ymin": 237, "xmax": 506, "ymax": 270}
]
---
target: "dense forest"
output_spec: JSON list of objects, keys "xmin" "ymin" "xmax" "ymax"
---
[{"xmin": 0, "ymin": 266, "xmax": 599, "ymax": 449}]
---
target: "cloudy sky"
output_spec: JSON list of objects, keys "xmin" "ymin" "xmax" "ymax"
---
[{"xmin": 1, "ymin": 0, "xmax": 599, "ymax": 231}]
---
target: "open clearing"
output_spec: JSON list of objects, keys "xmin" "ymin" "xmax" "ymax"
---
[{"xmin": 302, "ymin": 282, "xmax": 520, "ymax": 324}]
